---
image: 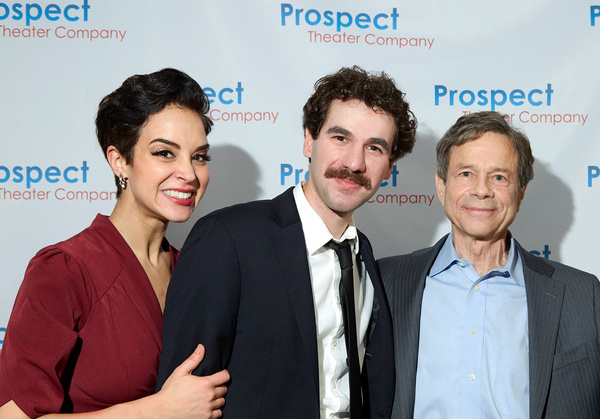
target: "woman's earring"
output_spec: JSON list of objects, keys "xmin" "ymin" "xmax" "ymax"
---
[{"xmin": 118, "ymin": 175, "xmax": 127, "ymax": 190}]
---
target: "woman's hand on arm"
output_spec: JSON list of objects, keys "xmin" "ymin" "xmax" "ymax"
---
[
  {"xmin": 148, "ymin": 344, "xmax": 229, "ymax": 418},
  {"xmin": 0, "ymin": 344, "xmax": 229, "ymax": 419}
]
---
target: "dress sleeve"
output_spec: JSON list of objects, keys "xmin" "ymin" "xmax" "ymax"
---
[{"xmin": 0, "ymin": 247, "xmax": 91, "ymax": 417}]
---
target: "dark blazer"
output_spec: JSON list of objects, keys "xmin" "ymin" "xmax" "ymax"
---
[
  {"xmin": 379, "ymin": 235, "xmax": 600, "ymax": 419},
  {"xmin": 157, "ymin": 187, "xmax": 395, "ymax": 418}
]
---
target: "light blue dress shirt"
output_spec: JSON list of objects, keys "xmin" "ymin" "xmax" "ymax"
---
[{"xmin": 414, "ymin": 234, "xmax": 529, "ymax": 419}]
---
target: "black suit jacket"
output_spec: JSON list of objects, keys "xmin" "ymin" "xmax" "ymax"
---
[
  {"xmin": 379, "ymin": 235, "xmax": 600, "ymax": 419},
  {"xmin": 157, "ymin": 187, "xmax": 395, "ymax": 418}
]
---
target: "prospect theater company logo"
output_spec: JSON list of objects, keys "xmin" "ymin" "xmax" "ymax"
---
[{"xmin": 0, "ymin": 0, "xmax": 127, "ymax": 41}]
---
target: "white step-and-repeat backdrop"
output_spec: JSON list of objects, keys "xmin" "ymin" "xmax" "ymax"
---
[{"xmin": 1, "ymin": 1, "xmax": 599, "ymax": 345}]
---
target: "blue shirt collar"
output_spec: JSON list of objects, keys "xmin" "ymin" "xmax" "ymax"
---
[{"xmin": 430, "ymin": 232, "xmax": 525, "ymax": 287}]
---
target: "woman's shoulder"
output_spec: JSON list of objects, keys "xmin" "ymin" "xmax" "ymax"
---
[
  {"xmin": 49, "ymin": 214, "xmax": 117, "ymax": 255},
  {"xmin": 25, "ymin": 214, "xmax": 125, "ymax": 300}
]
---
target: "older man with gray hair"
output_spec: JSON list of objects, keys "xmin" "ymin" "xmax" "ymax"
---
[{"xmin": 380, "ymin": 111, "xmax": 600, "ymax": 419}]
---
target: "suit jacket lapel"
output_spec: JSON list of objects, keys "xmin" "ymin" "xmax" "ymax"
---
[
  {"xmin": 518, "ymin": 242, "xmax": 565, "ymax": 419},
  {"xmin": 270, "ymin": 189, "xmax": 320, "ymax": 399},
  {"xmin": 357, "ymin": 232, "xmax": 382, "ymax": 340},
  {"xmin": 388, "ymin": 236, "xmax": 446, "ymax": 418}
]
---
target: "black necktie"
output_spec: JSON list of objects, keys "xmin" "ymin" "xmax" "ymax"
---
[{"xmin": 328, "ymin": 239, "xmax": 364, "ymax": 418}]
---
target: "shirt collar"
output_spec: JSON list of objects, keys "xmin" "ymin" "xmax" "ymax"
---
[
  {"xmin": 293, "ymin": 183, "xmax": 359, "ymax": 255},
  {"xmin": 430, "ymin": 232, "xmax": 524, "ymax": 286}
]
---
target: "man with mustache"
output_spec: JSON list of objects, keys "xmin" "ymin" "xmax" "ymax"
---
[
  {"xmin": 380, "ymin": 111, "xmax": 600, "ymax": 418},
  {"xmin": 157, "ymin": 66, "xmax": 417, "ymax": 418}
]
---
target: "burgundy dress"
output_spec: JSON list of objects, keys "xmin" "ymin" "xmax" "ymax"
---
[{"xmin": 0, "ymin": 214, "xmax": 178, "ymax": 417}]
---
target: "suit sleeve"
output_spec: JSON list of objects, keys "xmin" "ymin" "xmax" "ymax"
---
[
  {"xmin": 594, "ymin": 274, "xmax": 600, "ymax": 340},
  {"xmin": 156, "ymin": 215, "xmax": 241, "ymax": 389}
]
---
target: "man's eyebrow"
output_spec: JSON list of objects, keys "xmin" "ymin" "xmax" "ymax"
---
[
  {"xmin": 326, "ymin": 126, "xmax": 352, "ymax": 137},
  {"xmin": 368, "ymin": 137, "xmax": 391, "ymax": 152},
  {"xmin": 326, "ymin": 125, "xmax": 391, "ymax": 152},
  {"xmin": 454, "ymin": 163, "xmax": 511, "ymax": 173}
]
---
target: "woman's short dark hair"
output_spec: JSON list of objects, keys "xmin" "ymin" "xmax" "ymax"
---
[
  {"xmin": 302, "ymin": 66, "xmax": 417, "ymax": 162},
  {"xmin": 96, "ymin": 68, "xmax": 212, "ymax": 195}
]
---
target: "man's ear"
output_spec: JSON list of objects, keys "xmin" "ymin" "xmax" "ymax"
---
[
  {"xmin": 303, "ymin": 128, "xmax": 315, "ymax": 159},
  {"xmin": 435, "ymin": 171, "xmax": 446, "ymax": 206},
  {"xmin": 383, "ymin": 160, "xmax": 394, "ymax": 180},
  {"xmin": 516, "ymin": 184, "xmax": 527, "ymax": 210}
]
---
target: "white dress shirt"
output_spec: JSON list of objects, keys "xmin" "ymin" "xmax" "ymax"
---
[{"xmin": 293, "ymin": 183, "xmax": 374, "ymax": 418}]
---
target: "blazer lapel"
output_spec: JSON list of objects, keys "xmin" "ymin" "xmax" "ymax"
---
[
  {"xmin": 357, "ymin": 233, "xmax": 382, "ymax": 340},
  {"xmin": 406, "ymin": 240, "xmax": 444, "ymax": 416},
  {"xmin": 383, "ymin": 236, "xmax": 446, "ymax": 418},
  {"xmin": 270, "ymin": 189, "xmax": 320, "ymax": 400},
  {"xmin": 519, "ymin": 243, "xmax": 565, "ymax": 419}
]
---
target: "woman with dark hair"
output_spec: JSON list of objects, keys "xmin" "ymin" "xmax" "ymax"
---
[{"xmin": 0, "ymin": 68, "xmax": 228, "ymax": 418}]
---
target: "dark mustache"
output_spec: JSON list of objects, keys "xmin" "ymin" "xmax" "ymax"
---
[{"xmin": 324, "ymin": 168, "xmax": 371, "ymax": 190}]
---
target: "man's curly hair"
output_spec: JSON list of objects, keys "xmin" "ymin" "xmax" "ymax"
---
[{"xmin": 302, "ymin": 66, "xmax": 417, "ymax": 162}]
